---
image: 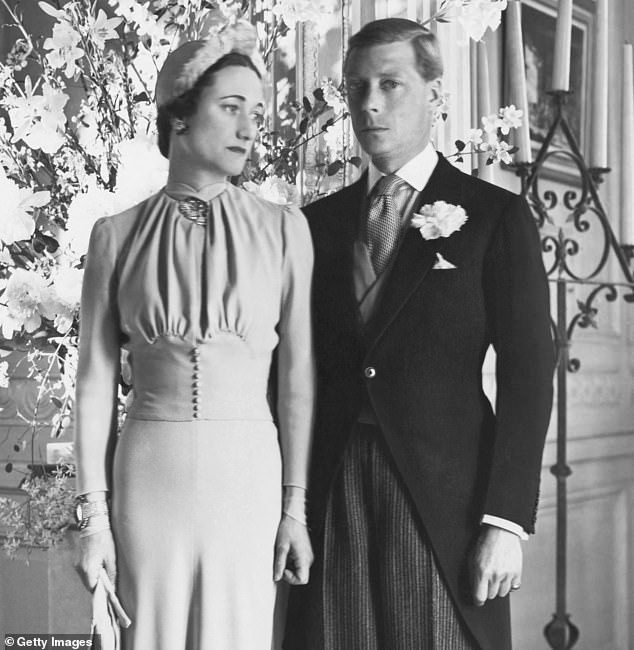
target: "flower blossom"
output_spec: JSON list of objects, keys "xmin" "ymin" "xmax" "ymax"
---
[
  {"xmin": 321, "ymin": 80, "xmax": 346, "ymax": 115},
  {"xmin": 439, "ymin": 0, "xmax": 508, "ymax": 44},
  {"xmin": 490, "ymin": 140, "xmax": 513, "ymax": 164},
  {"xmin": 499, "ymin": 104, "xmax": 523, "ymax": 134},
  {"xmin": 322, "ymin": 121, "xmax": 344, "ymax": 162},
  {"xmin": 88, "ymin": 10, "xmax": 122, "ymax": 49},
  {"xmin": 8, "ymin": 78, "xmax": 68, "ymax": 153},
  {"xmin": 0, "ymin": 269, "xmax": 54, "ymax": 338},
  {"xmin": 6, "ymin": 39, "xmax": 31, "ymax": 71},
  {"xmin": 432, "ymin": 89, "xmax": 450, "ymax": 125},
  {"xmin": 47, "ymin": 267, "xmax": 84, "ymax": 333},
  {"xmin": 244, "ymin": 176, "xmax": 299, "ymax": 206},
  {"xmin": 481, "ymin": 112, "xmax": 501, "ymax": 135},
  {"xmin": 465, "ymin": 128, "xmax": 483, "ymax": 147},
  {"xmin": 109, "ymin": 0, "xmax": 166, "ymax": 40},
  {"xmin": 128, "ymin": 42, "xmax": 161, "ymax": 96},
  {"xmin": 0, "ymin": 168, "xmax": 50, "ymax": 245},
  {"xmin": 74, "ymin": 105, "xmax": 105, "ymax": 158},
  {"xmin": 411, "ymin": 201, "xmax": 468, "ymax": 240},
  {"xmin": 43, "ymin": 21, "xmax": 85, "ymax": 78},
  {"xmin": 272, "ymin": 0, "xmax": 338, "ymax": 26},
  {"xmin": 63, "ymin": 178, "xmax": 118, "ymax": 257},
  {"xmin": 113, "ymin": 134, "xmax": 169, "ymax": 207}
]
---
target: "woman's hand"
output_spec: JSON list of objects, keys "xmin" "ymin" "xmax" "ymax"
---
[
  {"xmin": 75, "ymin": 529, "xmax": 117, "ymax": 592},
  {"xmin": 273, "ymin": 514, "xmax": 314, "ymax": 585}
]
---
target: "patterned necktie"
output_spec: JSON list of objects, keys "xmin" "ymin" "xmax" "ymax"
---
[{"xmin": 365, "ymin": 174, "xmax": 406, "ymax": 275}]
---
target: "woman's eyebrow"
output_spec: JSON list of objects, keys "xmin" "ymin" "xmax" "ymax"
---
[{"xmin": 218, "ymin": 94, "xmax": 265, "ymax": 108}]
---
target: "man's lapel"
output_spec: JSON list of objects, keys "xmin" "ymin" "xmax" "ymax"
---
[
  {"xmin": 327, "ymin": 175, "xmax": 366, "ymax": 334},
  {"xmin": 363, "ymin": 155, "xmax": 463, "ymax": 349}
]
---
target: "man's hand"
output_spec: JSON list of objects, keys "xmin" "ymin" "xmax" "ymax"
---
[
  {"xmin": 273, "ymin": 515, "xmax": 314, "ymax": 585},
  {"xmin": 469, "ymin": 525, "xmax": 522, "ymax": 606}
]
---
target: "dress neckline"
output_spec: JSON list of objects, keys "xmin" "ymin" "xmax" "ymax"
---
[{"xmin": 164, "ymin": 180, "xmax": 227, "ymax": 202}]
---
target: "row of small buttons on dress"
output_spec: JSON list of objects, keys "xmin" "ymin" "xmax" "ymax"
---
[
  {"xmin": 189, "ymin": 346, "xmax": 377, "ymax": 415},
  {"xmin": 192, "ymin": 346, "xmax": 201, "ymax": 418}
]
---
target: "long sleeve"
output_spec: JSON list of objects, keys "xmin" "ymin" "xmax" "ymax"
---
[
  {"xmin": 75, "ymin": 217, "xmax": 121, "ymax": 494},
  {"xmin": 276, "ymin": 206, "xmax": 316, "ymax": 489},
  {"xmin": 483, "ymin": 194, "xmax": 555, "ymax": 533}
]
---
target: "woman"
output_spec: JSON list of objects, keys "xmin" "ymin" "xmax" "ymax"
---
[{"xmin": 74, "ymin": 21, "xmax": 315, "ymax": 650}]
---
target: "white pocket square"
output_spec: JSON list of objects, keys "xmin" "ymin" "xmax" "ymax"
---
[{"xmin": 432, "ymin": 253, "xmax": 457, "ymax": 270}]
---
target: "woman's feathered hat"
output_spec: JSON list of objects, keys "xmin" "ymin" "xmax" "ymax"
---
[{"xmin": 155, "ymin": 20, "xmax": 264, "ymax": 107}]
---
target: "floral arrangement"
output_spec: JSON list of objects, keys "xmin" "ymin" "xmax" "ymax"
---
[
  {"xmin": 0, "ymin": 464, "xmax": 75, "ymax": 557},
  {"xmin": 0, "ymin": 0, "xmax": 522, "ymax": 553}
]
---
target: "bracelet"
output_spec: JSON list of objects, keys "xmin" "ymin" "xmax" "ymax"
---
[
  {"xmin": 75, "ymin": 495, "xmax": 109, "ymax": 531},
  {"xmin": 78, "ymin": 514, "xmax": 111, "ymax": 538}
]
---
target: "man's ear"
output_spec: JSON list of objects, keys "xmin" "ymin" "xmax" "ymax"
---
[{"xmin": 428, "ymin": 78, "xmax": 444, "ymax": 106}]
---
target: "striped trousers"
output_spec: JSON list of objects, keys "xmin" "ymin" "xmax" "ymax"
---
[{"xmin": 320, "ymin": 423, "xmax": 477, "ymax": 650}]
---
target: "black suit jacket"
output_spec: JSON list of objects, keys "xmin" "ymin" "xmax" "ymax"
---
[{"xmin": 300, "ymin": 154, "xmax": 554, "ymax": 649}]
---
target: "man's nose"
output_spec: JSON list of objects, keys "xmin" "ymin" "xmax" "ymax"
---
[{"xmin": 359, "ymin": 85, "xmax": 381, "ymax": 113}]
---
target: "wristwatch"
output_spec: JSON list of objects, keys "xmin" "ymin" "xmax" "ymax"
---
[{"xmin": 74, "ymin": 496, "xmax": 109, "ymax": 530}]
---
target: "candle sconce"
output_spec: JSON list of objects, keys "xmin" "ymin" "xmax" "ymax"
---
[{"xmin": 513, "ymin": 90, "xmax": 634, "ymax": 650}]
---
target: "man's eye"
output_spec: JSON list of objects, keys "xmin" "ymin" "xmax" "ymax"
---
[
  {"xmin": 252, "ymin": 112, "xmax": 265, "ymax": 127},
  {"xmin": 381, "ymin": 79, "xmax": 399, "ymax": 90}
]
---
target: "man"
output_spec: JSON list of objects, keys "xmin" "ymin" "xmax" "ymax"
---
[{"xmin": 284, "ymin": 18, "xmax": 554, "ymax": 650}]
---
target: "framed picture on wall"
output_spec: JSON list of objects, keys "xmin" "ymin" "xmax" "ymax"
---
[{"xmin": 517, "ymin": 0, "xmax": 593, "ymax": 174}]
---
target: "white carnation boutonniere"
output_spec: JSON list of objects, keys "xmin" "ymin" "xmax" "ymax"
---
[{"xmin": 410, "ymin": 201, "xmax": 468, "ymax": 269}]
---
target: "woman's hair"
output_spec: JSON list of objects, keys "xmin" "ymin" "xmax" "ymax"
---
[
  {"xmin": 156, "ymin": 51, "xmax": 262, "ymax": 158},
  {"xmin": 344, "ymin": 18, "xmax": 443, "ymax": 82}
]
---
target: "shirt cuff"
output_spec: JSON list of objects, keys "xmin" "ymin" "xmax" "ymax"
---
[{"xmin": 481, "ymin": 515, "xmax": 529, "ymax": 540}]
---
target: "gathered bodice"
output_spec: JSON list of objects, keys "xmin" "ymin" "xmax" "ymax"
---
[
  {"xmin": 84, "ymin": 182, "xmax": 313, "ymax": 421},
  {"xmin": 117, "ymin": 184, "xmax": 286, "ymax": 352}
]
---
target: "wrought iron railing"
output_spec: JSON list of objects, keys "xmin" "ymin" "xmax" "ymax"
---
[{"xmin": 516, "ymin": 90, "xmax": 634, "ymax": 650}]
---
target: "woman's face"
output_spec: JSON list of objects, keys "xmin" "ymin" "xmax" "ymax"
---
[{"xmin": 174, "ymin": 65, "xmax": 264, "ymax": 181}]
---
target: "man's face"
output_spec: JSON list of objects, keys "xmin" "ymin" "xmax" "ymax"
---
[{"xmin": 345, "ymin": 41, "xmax": 441, "ymax": 173}]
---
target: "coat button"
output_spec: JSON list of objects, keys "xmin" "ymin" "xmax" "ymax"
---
[{"xmin": 364, "ymin": 366, "xmax": 376, "ymax": 379}]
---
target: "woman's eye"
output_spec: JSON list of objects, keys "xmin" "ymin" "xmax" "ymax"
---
[{"xmin": 222, "ymin": 104, "xmax": 240, "ymax": 114}]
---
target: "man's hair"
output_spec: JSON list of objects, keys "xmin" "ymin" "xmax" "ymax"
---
[
  {"xmin": 344, "ymin": 18, "xmax": 443, "ymax": 81},
  {"xmin": 156, "ymin": 52, "xmax": 261, "ymax": 159}
]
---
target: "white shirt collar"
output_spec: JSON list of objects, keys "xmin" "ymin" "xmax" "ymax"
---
[{"xmin": 367, "ymin": 142, "xmax": 438, "ymax": 194}]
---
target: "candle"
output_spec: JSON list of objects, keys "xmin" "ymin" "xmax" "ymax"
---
[
  {"xmin": 621, "ymin": 43, "xmax": 634, "ymax": 244},
  {"xmin": 506, "ymin": 0, "xmax": 532, "ymax": 163},
  {"xmin": 590, "ymin": 0, "xmax": 609, "ymax": 168},
  {"xmin": 470, "ymin": 41, "xmax": 479, "ymax": 132},
  {"xmin": 551, "ymin": 0, "xmax": 573, "ymax": 91},
  {"xmin": 477, "ymin": 39, "xmax": 495, "ymax": 183}
]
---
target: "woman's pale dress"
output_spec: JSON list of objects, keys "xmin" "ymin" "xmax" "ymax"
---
[{"xmin": 76, "ymin": 182, "xmax": 314, "ymax": 650}]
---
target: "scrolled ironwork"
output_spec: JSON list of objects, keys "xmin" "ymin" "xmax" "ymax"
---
[
  {"xmin": 517, "ymin": 90, "xmax": 634, "ymax": 650},
  {"xmin": 542, "ymin": 235, "xmax": 561, "ymax": 275}
]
